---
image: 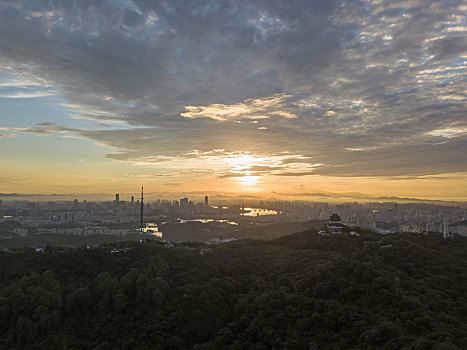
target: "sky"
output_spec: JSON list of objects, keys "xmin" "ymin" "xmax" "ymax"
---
[{"xmin": 0, "ymin": 0, "xmax": 466, "ymax": 201}]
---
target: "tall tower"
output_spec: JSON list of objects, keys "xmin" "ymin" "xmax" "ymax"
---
[
  {"xmin": 180, "ymin": 198, "xmax": 188, "ymax": 212},
  {"xmin": 204, "ymin": 195, "xmax": 209, "ymax": 207},
  {"xmin": 443, "ymin": 215, "xmax": 450, "ymax": 239},
  {"xmin": 140, "ymin": 186, "xmax": 144, "ymax": 231}
]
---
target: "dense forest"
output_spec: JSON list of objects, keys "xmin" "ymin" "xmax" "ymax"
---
[{"xmin": 1, "ymin": 230, "xmax": 467, "ymax": 349}]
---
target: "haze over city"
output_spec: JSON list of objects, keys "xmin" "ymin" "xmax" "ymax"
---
[{"xmin": 0, "ymin": 0, "xmax": 466, "ymax": 201}]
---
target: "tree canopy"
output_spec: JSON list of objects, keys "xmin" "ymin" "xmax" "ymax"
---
[{"xmin": 1, "ymin": 230, "xmax": 467, "ymax": 349}]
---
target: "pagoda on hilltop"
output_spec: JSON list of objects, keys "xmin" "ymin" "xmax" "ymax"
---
[{"xmin": 328, "ymin": 213, "xmax": 344, "ymax": 234}]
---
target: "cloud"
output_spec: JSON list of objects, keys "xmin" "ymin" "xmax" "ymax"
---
[
  {"xmin": 181, "ymin": 94, "xmax": 296, "ymax": 121},
  {"xmin": 0, "ymin": 90, "xmax": 56, "ymax": 98},
  {"xmin": 0, "ymin": 0, "xmax": 465, "ymax": 180},
  {"xmin": 427, "ymin": 127, "xmax": 467, "ymax": 138},
  {"xmin": 274, "ymin": 171, "xmax": 317, "ymax": 177},
  {"xmin": 19, "ymin": 122, "xmax": 75, "ymax": 135}
]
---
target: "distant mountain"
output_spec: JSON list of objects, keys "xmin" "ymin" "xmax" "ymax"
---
[
  {"xmin": 0, "ymin": 193, "xmax": 110, "ymax": 201},
  {"xmin": 0, "ymin": 193, "xmax": 21, "ymax": 197},
  {"xmin": 0, "ymin": 193, "xmax": 69, "ymax": 198},
  {"xmin": 375, "ymin": 196, "xmax": 454, "ymax": 203},
  {"xmin": 286, "ymin": 192, "xmax": 334, "ymax": 198},
  {"xmin": 0, "ymin": 191, "xmax": 464, "ymax": 204}
]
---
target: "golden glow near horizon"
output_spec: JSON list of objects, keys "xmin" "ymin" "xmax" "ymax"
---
[{"xmin": 1, "ymin": 145, "xmax": 466, "ymax": 201}]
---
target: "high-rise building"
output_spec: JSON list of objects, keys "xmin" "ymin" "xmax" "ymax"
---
[
  {"xmin": 180, "ymin": 198, "xmax": 189, "ymax": 212},
  {"xmin": 131, "ymin": 196, "xmax": 134, "ymax": 205},
  {"xmin": 115, "ymin": 194, "xmax": 120, "ymax": 203},
  {"xmin": 204, "ymin": 195, "xmax": 209, "ymax": 207}
]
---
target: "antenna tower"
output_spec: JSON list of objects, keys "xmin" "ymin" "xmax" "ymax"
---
[{"xmin": 139, "ymin": 185, "xmax": 145, "ymax": 243}]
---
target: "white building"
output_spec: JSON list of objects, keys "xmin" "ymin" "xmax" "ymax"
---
[{"xmin": 14, "ymin": 227, "xmax": 28, "ymax": 237}]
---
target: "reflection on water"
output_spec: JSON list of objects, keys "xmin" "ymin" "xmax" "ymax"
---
[
  {"xmin": 177, "ymin": 219, "xmax": 238, "ymax": 225},
  {"xmin": 141, "ymin": 223, "xmax": 162, "ymax": 237},
  {"xmin": 243, "ymin": 208, "xmax": 278, "ymax": 216}
]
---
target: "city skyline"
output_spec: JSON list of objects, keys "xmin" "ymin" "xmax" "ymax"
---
[
  {"xmin": 1, "ymin": 1, "xmax": 466, "ymax": 201},
  {"xmin": 1, "ymin": 194, "xmax": 465, "ymax": 237}
]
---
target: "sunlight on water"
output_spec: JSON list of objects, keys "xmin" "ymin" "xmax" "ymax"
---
[{"xmin": 243, "ymin": 208, "xmax": 278, "ymax": 216}]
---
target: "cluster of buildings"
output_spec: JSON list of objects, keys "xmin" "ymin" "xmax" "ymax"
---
[
  {"xmin": 258, "ymin": 201, "xmax": 467, "ymax": 236},
  {"xmin": 12, "ymin": 226, "xmax": 131, "ymax": 237},
  {"xmin": 1, "ymin": 196, "xmax": 466, "ymax": 238}
]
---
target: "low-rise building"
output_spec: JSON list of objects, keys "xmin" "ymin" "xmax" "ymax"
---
[
  {"xmin": 14, "ymin": 227, "xmax": 28, "ymax": 237},
  {"xmin": 35, "ymin": 244, "xmax": 47, "ymax": 253}
]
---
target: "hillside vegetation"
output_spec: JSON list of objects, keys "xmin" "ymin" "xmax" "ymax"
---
[{"xmin": 1, "ymin": 230, "xmax": 467, "ymax": 349}]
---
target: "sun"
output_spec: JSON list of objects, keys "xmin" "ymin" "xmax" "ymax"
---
[
  {"xmin": 235, "ymin": 175, "xmax": 261, "ymax": 187},
  {"xmin": 221, "ymin": 153, "xmax": 274, "ymax": 190}
]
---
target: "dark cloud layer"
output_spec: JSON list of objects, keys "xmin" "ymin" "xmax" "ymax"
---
[{"xmin": 0, "ymin": 0, "xmax": 466, "ymax": 177}]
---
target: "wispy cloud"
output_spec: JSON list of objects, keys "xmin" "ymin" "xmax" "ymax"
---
[{"xmin": 0, "ymin": 90, "xmax": 56, "ymax": 98}]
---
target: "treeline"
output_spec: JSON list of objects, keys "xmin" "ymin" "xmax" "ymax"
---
[{"xmin": 1, "ymin": 230, "xmax": 467, "ymax": 349}]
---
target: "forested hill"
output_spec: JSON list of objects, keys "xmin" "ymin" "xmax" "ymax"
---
[{"xmin": 1, "ymin": 230, "xmax": 467, "ymax": 349}]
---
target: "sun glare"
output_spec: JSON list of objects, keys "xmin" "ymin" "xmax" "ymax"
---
[
  {"xmin": 235, "ymin": 176, "xmax": 261, "ymax": 187},
  {"xmin": 222, "ymin": 154, "xmax": 272, "ymax": 189},
  {"xmin": 224, "ymin": 154, "xmax": 265, "ymax": 168}
]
